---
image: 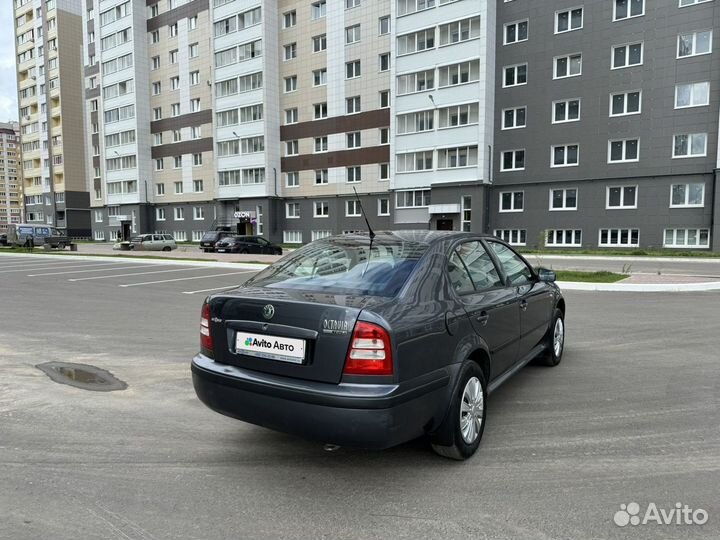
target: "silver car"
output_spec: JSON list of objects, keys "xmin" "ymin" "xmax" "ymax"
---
[{"xmin": 128, "ymin": 234, "xmax": 177, "ymax": 251}]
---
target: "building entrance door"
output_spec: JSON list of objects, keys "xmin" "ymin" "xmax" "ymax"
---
[{"xmin": 436, "ymin": 219, "xmax": 454, "ymax": 231}]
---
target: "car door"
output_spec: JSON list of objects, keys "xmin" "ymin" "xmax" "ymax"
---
[
  {"xmin": 152, "ymin": 234, "xmax": 164, "ymax": 250},
  {"xmin": 257, "ymin": 238, "xmax": 273, "ymax": 254},
  {"xmin": 448, "ymin": 241, "xmax": 521, "ymax": 378},
  {"xmin": 486, "ymin": 240, "xmax": 555, "ymax": 359}
]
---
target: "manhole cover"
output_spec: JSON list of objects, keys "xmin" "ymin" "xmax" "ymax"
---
[{"xmin": 36, "ymin": 362, "xmax": 127, "ymax": 392}]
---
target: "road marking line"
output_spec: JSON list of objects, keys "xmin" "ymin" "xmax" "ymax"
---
[
  {"xmin": 182, "ymin": 285, "xmax": 240, "ymax": 294},
  {"xmin": 118, "ymin": 271, "xmax": 254, "ymax": 287},
  {"xmin": 0, "ymin": 262, "xmax": 124, "ymax": 273},
  {"xmin": 0, "ymin": 260, "xmax": 107, "ymax": 269},
  {"xmin": 29, "ymin": 265, "xmax": 148, "ymax": 276},
  {"xmin": 68, "ymin": 267, "xmax": 203, "ymax": 282}
]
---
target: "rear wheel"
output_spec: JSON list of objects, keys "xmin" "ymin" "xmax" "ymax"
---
[
  {"xmin": 57, "ymin": 242, "xmax": 65, "ymax": 250},
  {"xmin": 431, "ymin": 362, "xmax": 487, "ymax": 460},
  {"xmin": 240, "ymin": 249, "xmax": 249, "ymax": 254},
  {"xmin": 162, "ymin": 246, "xmax": 171, "ymax": 252},
  {"xmin": 539, "ymin": 309, "xmax": 565, "ymax": 367}
]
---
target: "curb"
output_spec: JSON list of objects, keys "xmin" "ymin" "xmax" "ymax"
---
[
  {"xmin": 557, "ymin": 280, "xmax": 720, "ymax": 292},
  {"xmin": 526, "ymin": 254, "xmax": 720, "ymax": 264}
]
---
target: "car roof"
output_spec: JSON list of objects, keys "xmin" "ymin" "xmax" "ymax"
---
[{"xmin": 332, "ymin": 230, "xmax": 495, "ymax": 246}]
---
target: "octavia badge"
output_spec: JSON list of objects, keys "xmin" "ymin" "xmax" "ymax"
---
[{"xmin": 262, "ymin": 304, "xmax": 275, "ymax": 320}]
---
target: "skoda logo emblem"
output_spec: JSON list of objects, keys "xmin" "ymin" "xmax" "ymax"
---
[{"xmin": 262, "ymin": 304, "xmax": 275, "ymax": 320}]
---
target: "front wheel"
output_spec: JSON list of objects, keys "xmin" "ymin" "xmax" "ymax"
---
[
  {"xmin": 539, "ymin": 309, "xmax": 565, "ymax": 367},
  {"xmin": 431, "ymin": 362, "xmax": 487, "ymax": 460}
]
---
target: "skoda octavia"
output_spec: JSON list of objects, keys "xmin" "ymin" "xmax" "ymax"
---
[{"xmin": 191, "ymin": 231, "xmax": 565, "ymax": 459}]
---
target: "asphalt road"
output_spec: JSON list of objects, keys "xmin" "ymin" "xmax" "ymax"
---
[{"xmin": 0, "ymin": 254, "xmax": 718, "ymax": 540}]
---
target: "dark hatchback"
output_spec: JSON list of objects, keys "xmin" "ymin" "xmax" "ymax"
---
[
  {"xmin": 192, "ymin": 231, "xmax": 565, "ymax": 459},
  {"xmin": 199, "ymin": 231, "xmax": 232, "ymax": 252},
  {"xmin": 215, "ymin": 235, "xmax": 283, "ymax": 255}
]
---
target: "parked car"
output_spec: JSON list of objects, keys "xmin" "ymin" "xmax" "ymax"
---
[
  {"xmin": 6, "ymin": 224, "xmax": 69, "ymax": 248},
  {"xmin": 192, "ymin": 231, "xmax": 565, "ymax": 460},
  {"xmin": 0, "ymin": 233, "xmax": 7, "ymax": 246},
  {"xmin": 127, "ymin": 234, "xmax": 177, "ymax": 251},
  {"xmin": 214, "ymin": 235, "xmax": 283, "ymax": 255},
  {"xmin": 199, "ymin": 231, "xmax": 232, "ymax": 253}
]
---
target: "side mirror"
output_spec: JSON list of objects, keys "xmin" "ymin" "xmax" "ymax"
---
[{"xmin": 537, "ymin": 268, "xmax": 556, "ymax": 283}]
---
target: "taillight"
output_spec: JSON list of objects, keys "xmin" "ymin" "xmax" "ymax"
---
[
  {"xmin": 200, "ymin": 302, "xmax": 214, "ymax": 355},
  {"xmin": 343, "ymin": 321, "xmax": 393, "ymax": 376}
]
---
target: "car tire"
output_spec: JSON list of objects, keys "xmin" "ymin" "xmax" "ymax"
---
[
  {"xmin": 431, "ymin": 362, "xmax": 487, "ymax": 460},
  {"xmin": 162, "ymin": 246, "xmax": 171, "ymax": 252},
  {"xmin": 57, "ymin": 243, "xmax": 65, "ymax": 250},
  {"xmin": 240, "ymin": 249, "xmax": 249, "ymax": 254},
  {"xmin": 539, "ymin": 308, "xmax": 565, "ymax": 367}
]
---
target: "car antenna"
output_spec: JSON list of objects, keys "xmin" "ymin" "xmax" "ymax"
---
[
  {"xmin": 352, "ymin": 186, "xmax": 375, "ymax": 240},
  {"xmin": 352, "ymin": 187, "xmax": 375, "ymax": 276}
]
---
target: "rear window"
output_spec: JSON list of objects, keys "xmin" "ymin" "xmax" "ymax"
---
[
  {"xmin": 246, "ymin": 236, "xmax": 427, "ymax": 297},
  {"xmin": 201, "ymin": 232, "xmax": 220, "ymax": 241}
]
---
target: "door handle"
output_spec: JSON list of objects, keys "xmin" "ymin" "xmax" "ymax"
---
[
  {"xmin": 520, "ymin": 299, "xmax": 528, "ymax": 311},
  {"xmin": 476, "ymin": 311, "xmax": 489, "ymax": 326}
]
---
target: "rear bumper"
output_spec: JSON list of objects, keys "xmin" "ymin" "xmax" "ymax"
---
[{"xmin": 191, "ymin": 354, "xmax": 450, "ymax": 449}]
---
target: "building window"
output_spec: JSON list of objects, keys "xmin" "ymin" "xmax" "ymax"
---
[
  {"xmin": 174, "ymin": 156, "xmax": 182, "ymax": 169},
  {"xmin": 347, "ymin": 166, "xmax": 362, "ymax": 183},
  {"xmin": 346, "ymin": 96, "xmax": 361, "ymax": 114},
  {"xmin": 378, "ymin": 198, "xmax": 390, "ymax": 216},
  {"xmin": 679, "ymin": 0, "xmax": 713, "ymax": 6},
  {"xmin": 396, "ymin": 151, "xmax": 433, "ymax": 172},
  {"xmin": 312, "ymin": 34, "xmax": 327, "ymax": 52},
  {"xmin": 314, "ymin": 201, "xmax": 329, "ymax": 217},
  {"xmin": 94, "ymin": 231, "xmax": 106, "ymax": 241},
  {"xmin": 192, "ymin": 207, "xmax": 204, "ymax": 220},
  {"xmin": 311, "ymin": 1, "xmax": 326, "ymax": 20},
  {"xmin": 284, "ymin": 43, "xmax": 297, "ymax": 61},
  {"xmin": 283, "ymin": 10, "xmax": 296, "ymax": 28},
  {"xmin": 379, "ymin": 163, "xmax": 389, "ymax": 180},
  {"xmin": 610, "ymin": 91, "xmax": 641, "ymax": 116},
  {"xmin": 494, "ymin": 229, "xmax": 527, "ymax": 246},
  {"xmin": 346, "ymin": 24, "xmax": 361, "ymax": 44},
  {"xmin": 189, "ymin": 16, "xmax": 197, "ymax": 30},
  {"xmin": 613, "ymin": 0, "xmax": 644, "ymax": 21},
  {"xmin": 346, "ymin": 200, "xmax": 361, "ymax": 217},
  {"xmin": 555, "ymin": 7, "xmax": 583, "ymax": 33},
  {"xmin": 461, "ymin": 196, "xmax": 472, "ymax": 232},
  {"xmin": 190, "ymin": 98, "xmax": 201, "ymax": 112},
  {"xmin": 347, "ymin": 132, "xmax": 361, "ymax": 149},
  {"xmin": 554, "ymin": 53, "xmax": 582, "ymax": 78},
  {"xmin": 439, "ymin": 60, "xmax": 480, "ymax": 87},
  {"xmin": 599, "ymin": 229, "xmax": 639, "ymax": 247},
  {"xmin": 608, "ymin": 139, "xmax": 639, "ymax": 163},
  {"xmin": 314, "ymin": 103, "xmax": 328, "ymax": 119},
  {"xmin": 380, "ymin": 90, "xmax": 390, "ymax": 108},
  {"xmin": 503, "ymin": 64, "xmax": 527, "ymax": 87},
  {"xmin": 551, "ymin": 144, "xmax": 579, "ymax": 167},
  {"xmin": 504, "ymin": 19, "xmax": 528, "ymax": 45},
  {"xmin": 285, "ymin": 108, "xmax": 298, "ymax": 124},
  {"xmin": 286, "ymin": 202, "xmax": 300, "ymax": 219},
  {"xmin": 677, "ymin": 30, "xmax": 712, "ymax": 58},
  {"xmin": 671, "ymin": 183, "xmax": 705, "ymax": 207},
  {"xmin": 315, "ymin": 169, "xmax": 328, "ymax": 184},
  {"xmin": 550, "ymin": 188, "xmax": 578, "ymax": 211},
  {"xmin": 499, "ymin": 191, "xmax": 524, "ymax": 213},
  {"xmin": 502, "ymin": 106, "xmax": 526, "ymax": 129},
  {"xmin": 675, "ymin": 82, "xmax": 710, "ymax": 108},
  {"xmin": 283, "ymin": 231, "xmax": 303, "ymax": 244},
  {"xmin": 284, "ymin": 76, "xmax": 297, "ymax": 93},
  {"xmin": 664, "ymin": 228, "xmax": 709, "ymax": 248},
  {"xmin": 286, "ymin": 172, "xmax": 299, "ymax": 187},
  {"xmin": 438, "ymin": 103, "xmax": 479, "ymax": 128},
  {"xmin": 397, "ymin": 69, "xmax": 435, "ymax": 94},
  {"xmin": 152, "ymin": 81, "xmax": 161, "ymax": 95},
  {"xmin": 156, "ymin": 208, "xmax": 166, "ymax": 221},
  {"xmin": 438, "ymin": 146, "xmax": 479, "ymax": 168},
  {"xmin": 156, "ymin": 183, "xmax": 165, "ymax": 196},
  {"xmin": 193, "ymin": 180, "xmax": 204, "ymax": 193},
  {"xmin": 347, "ymin": 0, "xmax": 360, "ymax": 8},
  {"xmin": 193, "ymin": 153, "xmax": 203, "ymax": 166},
  {"xmin": 379, "ymin": 16, "xmax": 390, "ymax": 35},
  {"xmin": 439, "ymin": 17, "xmax": 480, "ymax": 46},
  {"xmin": 673, "ymin": 133, "xmax": 707, "ymax": 158},
  {"xmin": 169, "ymin": 49, "xmax": 179, "ymax": 64},
  {"xmin": 379, "ymin": 53, "xmax": 391, "ymax": 71},
  {"xmin": 552, "ymin": 99, "xmax": 580, "ymax": 123},
  {"xmin": 174, "ymin": 181, "xmax": 183, "ymax": 194},
  {"xmin": 606, "ymin": 186, "xmax": 638, "ymax": 209},
  {"xmin": 379, "ymin": 127, "xmax": 389, "ymax": 144},
  {"xmin": 500, "ymin": 150, "xmax": 525, "ymax": 171},
  {"xmin": 285, "ymin": 140, "xmax": 299, "ymax": 156},
  {"xmin": 346, "ymin": 60, "xmax": 361, "ymax": 79},
  {"xmin": 612, "ymin": 42, "xmax": 643, "ymax": 69},
  {"xmin": 397, "ymin": 28, "xmax": 435, "ymax": 55},
  {"xmin": 546, "ymin": 230, "xmax": 582, "ymax": 247},
  {"xmin": 174, "ymin": 207, "xmax": 184, "ymax": 221},
  {"xmin": 396, "ymin": 190, "xmax": 430, "ymax": 208},
  {"xmin": 153, "ymin": 107, "xmax": 162, "ymax": 120},
  {"xmin": 94, "ymin": 210, "xmax": 103, "ymax": 223},
  {"xmin": 313, "ymin": 68, "xmax": 327, "ymax": 86},
  {"xmin": 314, "ymin": 136, "xmax": 328, "ymax": 153}
]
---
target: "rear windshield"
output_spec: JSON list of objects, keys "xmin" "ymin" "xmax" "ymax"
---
[
  {"xmin": 246, "ymin": 236, "xmax": 427, "ymax": 297},
  {"xmin": 202, "ymin": 232, "xmax": 221, "ymax": 241}
]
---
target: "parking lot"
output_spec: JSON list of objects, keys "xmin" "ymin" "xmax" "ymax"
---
[{"xmin": 1, "ymin": 253, "xmax": 719, "ymax": 540}]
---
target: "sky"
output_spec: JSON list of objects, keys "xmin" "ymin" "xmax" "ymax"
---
[{"xmin": 0, "ymin": 1, "xmax": 19, "ymax": 122}]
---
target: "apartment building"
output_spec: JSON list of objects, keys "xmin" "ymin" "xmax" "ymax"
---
[
  {"xmin": 0, "ymin": 122, "xmax": 23, "ymax": 233},
  {"xmin": 85, "ymin": 0, "xmax": 216, "ymax": 242},
  {"xmin": 492, "ymin": 0, "xmax": 720, "ymax": 251},
  {"xmin": 391, "ymin": 0, "xmax": 495, "ymax": 233},
  {"xmin": 14, "ymin": 0, "xmax": 90, "ymax": 237}
]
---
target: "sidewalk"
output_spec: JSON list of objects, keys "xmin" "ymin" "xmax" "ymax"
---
[{"xmin": 73, "ymin": 242, "xmax": 284, "ymax": 264}]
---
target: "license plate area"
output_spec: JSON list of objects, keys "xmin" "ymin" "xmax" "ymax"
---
[{"xmin": 234, "ymin": 331, "xmax": 306, "ymax": 364}]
